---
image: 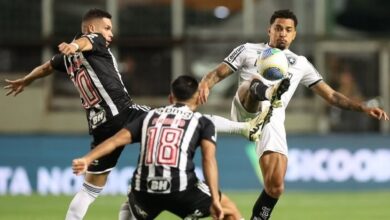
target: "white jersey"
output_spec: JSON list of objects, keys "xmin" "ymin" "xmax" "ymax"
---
[{"xmin": 224, "ymin": 43, "xmax": 323, "ymax": 156}]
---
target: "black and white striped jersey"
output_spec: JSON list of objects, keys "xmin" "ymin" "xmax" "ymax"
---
[
  {"xmin": 126, "ymin": 103, "xmax": 216, "ymax": 194},
  {"xmin": 50, "ymin": 33, "xmax": 133, "ymax": 131}
]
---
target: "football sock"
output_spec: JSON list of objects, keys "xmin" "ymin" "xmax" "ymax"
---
[
  {"xmin": 65, "ymin": 181, "xmax": 103, "ymax": 220},
  {"xmin": 205, "ymin": 114, "xmax": 248, "ymax": 136},
  {"xmin": 250, "ymin": 79, "xmax": 270, "ymax": 101},
  {"xmin": 251, "ymin": 190, "xmax": 278, "ymax": 220}
]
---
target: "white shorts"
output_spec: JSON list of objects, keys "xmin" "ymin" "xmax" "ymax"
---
[{"xmin": 231, "ymin": 93, "xmax": 288, "ymax": 158}]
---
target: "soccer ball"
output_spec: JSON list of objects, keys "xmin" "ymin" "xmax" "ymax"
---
[{"xmin": 257, "ymin": 48, "xmax": 289, "ymax": 81}]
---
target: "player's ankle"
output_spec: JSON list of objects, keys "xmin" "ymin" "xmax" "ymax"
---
[
  {"xmin": 265, "ymin": 87, "xmax": 274, "ymax": 100},
  {"xmin": 250, "ymin": 79, "xmax": 269, "ymax": 101}
]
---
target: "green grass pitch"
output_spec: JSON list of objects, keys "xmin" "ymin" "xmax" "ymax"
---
[{"xmin": 1, "ymin": 191, "xmax": 389, "ymax": 219}]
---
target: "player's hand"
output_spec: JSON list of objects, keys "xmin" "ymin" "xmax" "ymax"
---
[
  {"xmin": 58, "ymin": 42, "xmax": 78, "ymax": 55},
  {"xmin": 4, "ymin": 78, "xmax": 27, "ymax": 96},
  {"xmin": 210, "ymin": 200, "xmax": 224, "ymax": 220},
  {"xmin": 72, "ymin": 158, "xmax": 88, "ymax": 175},
  {"xmin": 198, "ymin": 81, "xmax": 210, "ymax": 105},
  {"xmin": 365, "ymin": 107, "xmax": 389, "ymax": 121}
]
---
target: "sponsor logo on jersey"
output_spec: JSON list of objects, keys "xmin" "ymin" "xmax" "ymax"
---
[
  {"xmin": 89, "ymin": 108, "xmax": 106, "ymax": 128},
  {"xmin": 155, "ymin": 107, "xmax": 193, "ymax": 120},
  {"xmin": 147, "ymin": 177, "xmax": 172, "ymax": 192},
  {"xmin": 226, "ymin": 45, "xmax": 245, "ymax": 63}
]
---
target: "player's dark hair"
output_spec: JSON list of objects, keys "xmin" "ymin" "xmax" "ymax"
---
[
  {"xmin": 82, "ymin": 8, "xmax": 112, "ymax": 22},
  {"xmin": 171, "ymin": 75, "xmax": 199, "ymax": 101},
  {"xmin": 270, "ymin": 9, "xmax": 298, "ymax": 27}
]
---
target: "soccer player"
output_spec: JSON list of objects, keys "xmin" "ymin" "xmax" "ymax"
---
[
  {"xmin": 4, "ymin": 9, "xmax": 151, "ymax": 220},
  {"xmin": 4, "ymin": 8, "xmax": 263, "ymax": 220},
  {"xmin": 198, "ymin": 9, "xmax": 389, "ymax": 220},
  {"xmin": 72, "ymin": 75, "xmax": 243, "ymax": 220}
]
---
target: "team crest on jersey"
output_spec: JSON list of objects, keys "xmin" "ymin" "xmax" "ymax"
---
[
  {"xmin": 286, "ymin": 55, "xmax": 296, "ymax": 65},
  {"xmin": 147, "ymin": 177, "xmax": 172, "ymax": 192}
]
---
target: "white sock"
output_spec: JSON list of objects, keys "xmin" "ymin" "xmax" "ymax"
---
[
  {"xmin": 205, "ymin": 115, "xmax": 248, "ymax": 136},
  {"xmin": 65, "ymin": 181, "xmax": 103, "ymax": 220},
  {"xmin": 265, "ymin": 87, "xmax": 273, "ymax": 100},
  {"xmin": 118, "ymin": 200, "xmax": 137, "ymax": 220}
]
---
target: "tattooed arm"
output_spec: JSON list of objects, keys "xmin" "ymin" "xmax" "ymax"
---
[
  {"xmin": 198, "ymin": 63, "xmax": 234, "ymax": 104},
  {"xmin": 312, "ymin": 81, "xmax": 389, "ymax": 120}
]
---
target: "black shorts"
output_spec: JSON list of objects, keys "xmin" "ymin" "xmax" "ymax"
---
[
  {"xmin": 128, "ymin": 182, "xmax": 215, "ymax": 220},
  {"xmin": 87, "ymin": 104, "xmax": 150, "ymax": 173}
]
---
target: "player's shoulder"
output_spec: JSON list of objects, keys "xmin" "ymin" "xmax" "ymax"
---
[
  {"xmin": 242, "ymin": 42, "xmax": 268, "ymax": 50},
  {"xmin": 80, "ymin": 33, "xmax": 105, "ymax": 45},
  {"xmin": 195, "ymin": 112, "xmax": 213, "ymax": 125},
  {"xmin": 193, "ymin": 112, "xmax": 206, "ymax": 120},
  {"xmin": 284, "ymin": 49, "xmax": 311, "ymax": 67}
]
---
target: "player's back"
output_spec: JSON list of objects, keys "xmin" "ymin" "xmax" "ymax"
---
[{"xmin": 131, "ymin": 103, "xmax": 216, "ymax": 194}]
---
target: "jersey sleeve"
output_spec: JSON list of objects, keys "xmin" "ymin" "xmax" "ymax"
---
[
  {"xmin": 300, "ymin": 57, "xmax": 323, "ymax": 88},
  {"xmin": 124, "ymin": 112, "xmax": 148, "ymax": 143},
  {"xmin": 199, "ymin": 116, "xmax": 217, "ymax": 145},
  {"xmin": 81, "ymin": 33, "xmax": 107, "ymax": 53},
  {"xmin": 223, "ymin": 44, "xmax": 247, "ymax": 71},
  {"xmin": 50, "ymin": 54, "xmax": 66, "ymax": 72}
]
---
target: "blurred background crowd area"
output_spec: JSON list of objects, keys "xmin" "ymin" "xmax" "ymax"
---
[{"xmin": 1, "ymin": 0, "xmax": 389, "ymax": 134}]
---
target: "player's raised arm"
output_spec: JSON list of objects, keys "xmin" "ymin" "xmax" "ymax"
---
[
  {"xmin": 72, "ymin": 128, "xmax": 133, "ymax": 175},
  {"xmin": 198, "ymin": 63, "xmax": 234, "ymax": 104},
  {"xmin": 4, "ymin": 60, "xmax": 53, "ymax": 96},
  {"xmin": 58, "ymin": 36, "xmax": 93, "ymax": 56},
  {"xmin": 312, "ymin": 81, "xmax": 389, "ymax": 120}
]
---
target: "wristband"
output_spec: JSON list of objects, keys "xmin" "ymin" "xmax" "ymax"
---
[{"xmin": 70, "ymin": 42, "xmax": 80, "ymax": 51}]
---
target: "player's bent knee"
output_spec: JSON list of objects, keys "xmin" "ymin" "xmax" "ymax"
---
[
  {"xmin": 265, "ymin": 183, "xmax": 284, "ymax": 198},
  {"xmin": 263, "ymin": 176, "xmax": 285, "ymax": 198}
]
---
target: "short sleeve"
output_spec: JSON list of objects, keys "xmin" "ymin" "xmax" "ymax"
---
[
  {"xmin": 81, "ymin": 33, "xmax": 107, "ymax": 53},
  {"xmin": 300, "ymin": 57, "xmax": 323, "ymax": 88},
  {"xmin": 223, "ymin": 44, "xmax": 246, "ymax": 72},
  {"xmin": 199, "ymin": 116, "xmax": 217, "ymax": 145},
  {"xmin": 124, "ymin": 112, "xmax": 148, "ymax": 143},
  {"xmin": 50, "ymin": 54, "xmax": 66, "ymax": 72}
]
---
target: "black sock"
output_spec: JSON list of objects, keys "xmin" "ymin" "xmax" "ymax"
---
[
  {"xmin": 251, "ymin": 190, "xmax": 278, "ymax": 220},
  {"xmin": 249, "ymin": 79, "xmax": 269, "ymax": 101}
]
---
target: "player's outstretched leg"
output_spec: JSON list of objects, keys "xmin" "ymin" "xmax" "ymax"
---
[{"xmin": 247, "ymin": 104, "xmax": 271, "ymax": 142}]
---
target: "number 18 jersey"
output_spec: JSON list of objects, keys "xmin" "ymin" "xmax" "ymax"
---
[{"xmin": 126, "ymin": 103, "xmax": 216, "ymax": 194}]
